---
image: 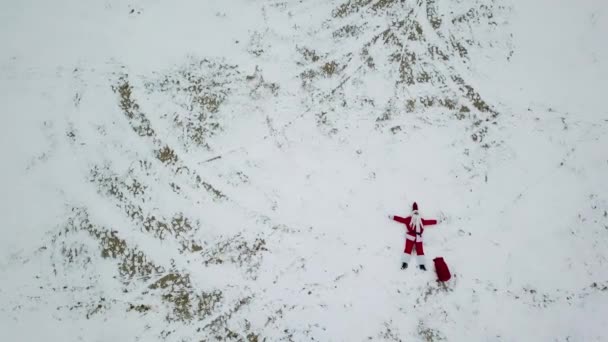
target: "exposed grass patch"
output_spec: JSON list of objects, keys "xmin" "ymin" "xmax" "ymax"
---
[
  {"xmin": 89, "ymin": 165, "xmax": 205, "ymax": 243},
  {"xmin": 333, "ymin": 24, "xmax": 362, "ymax": 39},
  {"xmin": 246, "ymin": 66, "xmax": 280, "ymax": 98},
  {"xmin": 417, "ymin": 320, "xmax": 445, "ymax": 342},
  {"xmin": 196, "ymin": 175, "xmax": 227, "ymax": 200},
  {"xmin": 332, "ymin": 0, "xmax": 372, "ymax": 18},
  {"xmin": 112, "ymin": 77, "xmax": 155, "ymax": 137},
  {"xmin": 451, "ymin": 37, "xmax": 469, "ymax": 58},
  {"xmin": 451, "ymin": 75, "xmax": 497, "ymax": 116},
  {"xmin": 144, "ymin": 59, "xmax": 239, "ymax": 150},
  {"xmin": 202, "ymin": 235, "xmax": 267, "ymax": 278},
  {"xmin": 395, "ymin": 52, "xmax": 416, "ymax": 86},
  {"xmin": 63, "ymin": 208, "xmax": 163, "ymax": 281},
  {"xmin": 426, "ymin": 0, "xmax": 442, "ymax": 29},
  {"xmin": 361, "ymin": 47, "xmax": 376, "ymax": 69},
  {"xmin": 58, "ymin": 208, "xmax": 225, "ymax": 323},
  {"xmin": 299, "ymin": 69, "xmax": 318, "ymax": 88},
  {"xmin": 148, "ymin": 273, "xmax": 223, "ymax": 322},
  {"xmin": 156, "ymin": 145, "xmax": 178, "ymax": 165},
  {"xmin": 298, "ymin": 46, "xmax": 324, "ymax": 63},
  {"xmin": 378, "ymin": 321, "xmax": 403, "ymax": 341},
  {"xmin": 406, "ymin": 99, "xmax": 416, "ymax": 112},
  {"xmin": 322, "ymin": 61, "xmax": 340, "ymax": 77},
  {"xmin": 128, "ymin": 303, "xmax": 152, "ymax": 313},
  {"xmin": 408, "ymin": 21, "xmax": 424, "ymax": 41},
  {"xmin": 371, "ymin": 0, "xmax": 397, "ymax": 11},
  {"xmin": 428, "ymin": 45, "xmax": 449, "ymax": 61}
]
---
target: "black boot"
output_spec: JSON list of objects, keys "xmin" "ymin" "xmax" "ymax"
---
[
  {"xmin": 419, "ymin": 264, "xmax": 427, "ymax": 271},
  {"xmin": 401, "ymin": 262, "xmax": 408, "ymax": 269}
]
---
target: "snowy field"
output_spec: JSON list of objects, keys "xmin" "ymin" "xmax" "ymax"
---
[{"xmin": 1, "ymin": 0, "xmax": 607, "ymax": 341}]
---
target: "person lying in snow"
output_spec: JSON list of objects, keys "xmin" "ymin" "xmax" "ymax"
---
[{"xmin": 388, "ymin": 202, "xmax": 439, "ymax": 271}]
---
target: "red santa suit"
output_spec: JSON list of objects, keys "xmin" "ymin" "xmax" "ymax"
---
[{"xmin": 390, "ymin": 202, "xmax": 437, "ymax": 265}]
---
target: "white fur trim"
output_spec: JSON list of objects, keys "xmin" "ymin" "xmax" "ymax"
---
[
  {"xmin": 406, "ymin": 233, "xmax": 423, "ymax": 242},
  {"xmin": 402, "ymin": 253, "xmax": 411, "ymax": 263},
  {"xmin": 417, "ymin": 255, "xmax": 426, "ymax": 265}
]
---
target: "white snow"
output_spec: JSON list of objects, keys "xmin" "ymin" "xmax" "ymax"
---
[{"xmin": 1, "ymin": 0, "xmax": 608, "ymax": 341}]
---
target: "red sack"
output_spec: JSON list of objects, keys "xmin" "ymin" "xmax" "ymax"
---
[{"xmin": 433, "ymin": 257, "xmax": 451, "ymax": 282}]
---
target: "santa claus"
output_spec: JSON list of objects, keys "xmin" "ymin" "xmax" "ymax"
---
[{"xmin": 389, "ymin": 202, "xmax": 438, "ymax": 270}]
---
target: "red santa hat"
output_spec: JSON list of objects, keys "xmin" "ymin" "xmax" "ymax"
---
[{"xmin": 412, "ymin": 202, "xmax": 419, "ymax": 212}]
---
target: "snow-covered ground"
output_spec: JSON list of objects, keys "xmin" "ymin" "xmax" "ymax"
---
[{"xmin": 1, "ymin": 0, "xmax": 607, "ymax": 341}]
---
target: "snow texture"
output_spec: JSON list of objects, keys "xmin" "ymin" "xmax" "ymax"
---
[{"xmin": 1, "ymin": 0, "xmax": 607, "ymax": 341}]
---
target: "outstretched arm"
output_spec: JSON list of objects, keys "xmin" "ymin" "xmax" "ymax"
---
[
  {"xmin": 422, "ymin": 218, "xmax": 438, "ymax": 226},
  {"xmin": 389, "ymin": 215, "xmax": 408, "ymax": 224}
]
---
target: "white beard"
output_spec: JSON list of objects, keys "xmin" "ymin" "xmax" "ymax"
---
[{"xmin": 411, "ymin": 212, "xmax": 423, "ymax": 233}]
